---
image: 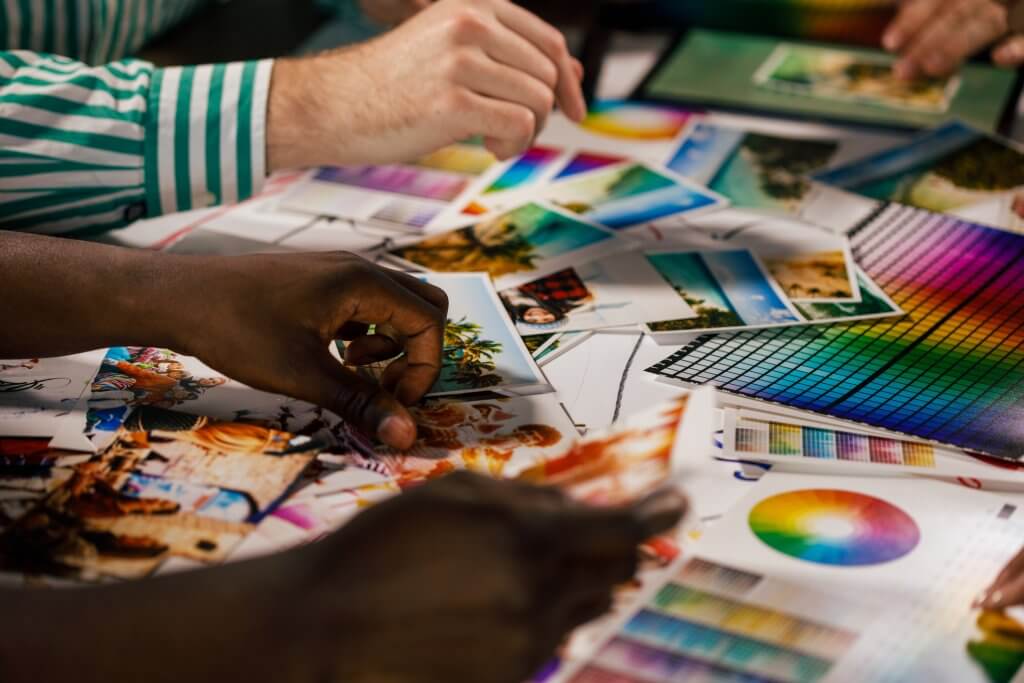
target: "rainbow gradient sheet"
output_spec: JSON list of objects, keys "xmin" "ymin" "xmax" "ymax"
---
[
  {"xmin": 748, "ymin": 489, "xmax": 920, "ymax": 566},
  {"xmin": 648, "ymin": 204, "xmax": 1024, "ymax": 461},
  {"xmin": 484, "ymin": 145, "xmax": 561, "ymax": 194},
  {"xmin": 581, "ymin": 100, "xmax": 693, "ymax": 141}
]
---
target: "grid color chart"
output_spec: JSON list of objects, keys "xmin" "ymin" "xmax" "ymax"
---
[{"xmin": 648, "ymin": 204, "xmax": 1024, "ymax": 460}]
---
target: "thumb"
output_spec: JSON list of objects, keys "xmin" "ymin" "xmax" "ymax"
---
[{"xmin": 308, "ymin": 348, "xmax": 419, "ymax": 449}]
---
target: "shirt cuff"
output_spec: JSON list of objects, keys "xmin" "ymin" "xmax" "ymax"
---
[{"xmin": 144, "ymin": 59, "xmax": 273, "ymax": 217}]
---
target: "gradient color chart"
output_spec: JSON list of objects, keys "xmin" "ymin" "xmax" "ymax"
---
[
  {"xmin": 553, "ymin": 152, "xmax": 626, "ymax": 180},
  {"xmin": 581, "ymin": 100, "xmax": 693, "ymax": 141},
  {"xmin": 483, "ymin": 146, "xmax": 562, "ymax": 194},
  {"xmin": 568, "ymin": 558, "xmax": 857, "ymax": 683},
  {"xmin": 648, "ymin": 204, "xmax": 1024, "ymax": 461},
  {"xmin": 749, "ymin": 489, "xmax": 920, "ymax": 566},
  {"xmin": 735, "ymin": 416, "xmax": 937, "ymax": 467}
]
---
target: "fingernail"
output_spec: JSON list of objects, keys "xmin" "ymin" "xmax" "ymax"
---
[
  {"xmin": 973, "ymin": 589, "xmax": 991, "ymax": 608},
  {"xmin": 883, "ymin": 31, "xmax": 901, "ymax": 51},
  {"xmin": 378, "ymin": 415, "xmax": 415, "ymax": 449}
]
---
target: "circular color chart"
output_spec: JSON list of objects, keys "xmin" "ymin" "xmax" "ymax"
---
[{"xmin": 748, "ymin": 489, "xmax": 920, "ymax": 567}]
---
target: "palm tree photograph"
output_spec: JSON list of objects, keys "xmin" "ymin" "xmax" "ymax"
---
[{"xmin": 391, "ymin": 202, "xmax": 613, "ymax": 281}]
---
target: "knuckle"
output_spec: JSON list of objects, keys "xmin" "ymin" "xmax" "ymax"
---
[
  {"xmin": 443, "ymin": 48, "xmax": 476, "ymax": 80},
  {"xmin": 441, "ymin": 87, "xmax": 472, "ymax": 117},
  {"xmin": 448, "ymin": 8, "xmax": 486, "ymax": 42},
  {"xmin": 509, "ymin": 107, "xmax": 536, "ymax": 140},
  {"xmin": 539, "ymin": 59, "xmax": 558, "ymax": 87},
  {"xmin": 544, "ymin": 28, "xmax": 568, "ymax": 56}
]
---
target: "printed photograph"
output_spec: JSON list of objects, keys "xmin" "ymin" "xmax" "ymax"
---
[
  {"xmin": 514, "ymin": 390, "xmax": 714, "ymax": 508},
  {"xmin": 668, "ymin": 122, "xmax": 840, "ymax": 213},
  {"xmin": 390, "ymin": 202, "xmax": 620, "ymax": 288},
  {"xmin": 1, "ymin": 353, "xmax": 102, "ymax": 438},
  {"xmin": 764, "ymin": 250, "xmax": 856, "ymax": 302},
  {"xmin": 541, "ymin": 162, "xmax": 725, "ymax": 230},
  {"xmin": 343, "ymin": 395, "xmax": 577, "ymax": 488},
  {"xmin": 0, "ymin": 408, "xmax": 320, "ymax": 581},
  {"xmin": 498, "ymin": 252, "xmax": 695, "ymax": 334},
  {"xmin": 793, "ymin": 268, "xmax": 903, "ymax": 322},
  {"xmin": 755, "ymin": 44, "xmax": 959, "ymax": 113},
  {"xmin": 816, "ymin": 122, "xmax": 1024, "ymax": 228},
  {"xmin": 646, "ymin": 250, "xmax": 801, "ymax": 333},
  {"xmin": 349, "ymin": 273, "xmax": 546, "ymax": 396}
]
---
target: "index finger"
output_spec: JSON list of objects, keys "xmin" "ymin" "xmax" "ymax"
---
[
  {"xmin": 883, "ymin": 0, "xmax": 941, "ymax": 52},
  {"xmin": 555, "ymin": 488, "xmax": 689, "ymax": 559},
  {"xmin": 350, "ymin": 271, "xmax": 445, "ymax": 405},
  {"xmin": 493, "ymin": 2, "xmax": 586, "ymax": 122},
  {"xmin": 380, "ymin": 267, "xmax": 450, "ymax": 316},
  {"xmin": 896, "ymin": 0, "xmax": 1007, "ymax": 77}
]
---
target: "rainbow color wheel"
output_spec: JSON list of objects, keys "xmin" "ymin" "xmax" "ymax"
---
[{"xmin": 748, "ymin": 489, "xmax": 920, "ymax": 566}]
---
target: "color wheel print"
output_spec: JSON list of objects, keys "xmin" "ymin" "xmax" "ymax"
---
[{"xmin": 748, "ymin": 489, "xmax": 920, "ymax": 566}]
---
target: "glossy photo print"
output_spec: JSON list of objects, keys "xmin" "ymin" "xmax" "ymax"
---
[
  {"xmin": 667, "ymin": 122, "xmax": 841, "ymax": 214},
  {"xmin": 814, "ymin": 121, "xmax": 1024, "ymax": 232},
  {"xmin": 536, "ymin": 162, "xmax": 726, "ymax": 230},
  {"xmin": 498, "ymin": 252, "xmax": 695, "ymax": 335},
  {"xmin": 0, "ymin": 409, "xmax": 320, "ymax": 582},
  {"xmin": 388, "ymin": 202, "xmax": 622, "ymax": 289},
  {"xmin": 343, "ymin": 273, "xmax": 548, "ymax": 396},
  {"xmin": 342, "ymin": 394, "xmax": 578, "ymax": 488},
  {"xmin": 754, "ymin": 44, "xmax": 960, "ymax": 113},
  {"xmin": 645, "ymin": 249, "xmax": 801, "ymax": 335}
]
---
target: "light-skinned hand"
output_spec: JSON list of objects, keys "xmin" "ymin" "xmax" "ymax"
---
[
  {"xmin": 268, "ymin": 0, "xmax": 585, "ymax": 169},
  {"xmin": 882, "ymin": 0, "xmax": 1024, "ymax": 78}
]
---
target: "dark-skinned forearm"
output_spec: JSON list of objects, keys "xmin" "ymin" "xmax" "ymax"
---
[
  {"xmin": 0, "ymin": 231, "xmax": 200, "ymax": 358},
  {"xmin": 0, "ymin": 550, "xmax": 318, "ymax": 683}
]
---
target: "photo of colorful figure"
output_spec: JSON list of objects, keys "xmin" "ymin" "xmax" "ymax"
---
[
  {"xmin": 755, "ymin": 44, "xmax": 959, "ymax": 112},
  {"xmin": 348, "ymin": 395, "xmax": 577, "ymax": 488},
  {"xmin": 0, "ymin": 408, "xmax": 320, "ymax": 581}
]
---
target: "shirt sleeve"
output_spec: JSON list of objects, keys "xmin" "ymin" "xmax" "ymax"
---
[
  {"xmin": 0, "ymin": 51, "xmax": 273, "ymax": 236},
  {"xmin": 1, "ymin": 0, "xmax": 211, "ymax": 64}
]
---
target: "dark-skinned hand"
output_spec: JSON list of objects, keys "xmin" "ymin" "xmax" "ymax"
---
[
  {"xmin": 290, "ymin": 472, "xmax": 688, "ymax": 683},
  {"xmin": 173, "ymin": 251, "xmax": 448, "ymax": 450},
  {"xmin": 0, "ymin": 472, "xmax": 688, "ymax": 683},
  {"xmin": 976, "ymin": 543, "xmax": 1024, "ymax": 610},
  {"xmin": 0, "ymin": 232, "xmax": 446, "ymax": 451}
]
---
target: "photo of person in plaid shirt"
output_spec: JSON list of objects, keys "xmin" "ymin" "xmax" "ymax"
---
[{"xmin": 500, "ymin": 268, "xmax": 595, "ymax": 329}]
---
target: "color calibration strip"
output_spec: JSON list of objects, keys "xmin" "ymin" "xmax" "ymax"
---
[
  {"xmin": 569, "ymin": 558, "xmax": 856, "ymax": 683},
  {"xmin": 647, "ymin": 204, "xmax": 1024, "ymax": 461},
  {"xmin": 735, "ymin": 417, "xmax": 937, "ymax": 468}
]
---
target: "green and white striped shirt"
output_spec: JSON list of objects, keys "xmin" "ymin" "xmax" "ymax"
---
[{"xmin": 0, "ymin": 1, "xmax": 273, "ymax": 235}]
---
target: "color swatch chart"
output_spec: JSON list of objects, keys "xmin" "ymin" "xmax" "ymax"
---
[
  {"xmin": 566, "ymin": 558, "xmax": 859, "ymax": 683},
  {"xmin": 734, "ymin": 415, "xmax": 937, "ymax": 468},
  {"xmin": 648, "ymin": 204, "xmax": 1024, "ymax": 461}
]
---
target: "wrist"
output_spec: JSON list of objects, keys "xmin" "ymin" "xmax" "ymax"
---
[{"xmin": 267, "ymin": 55, "xmax": 338, "ymax": 172}]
